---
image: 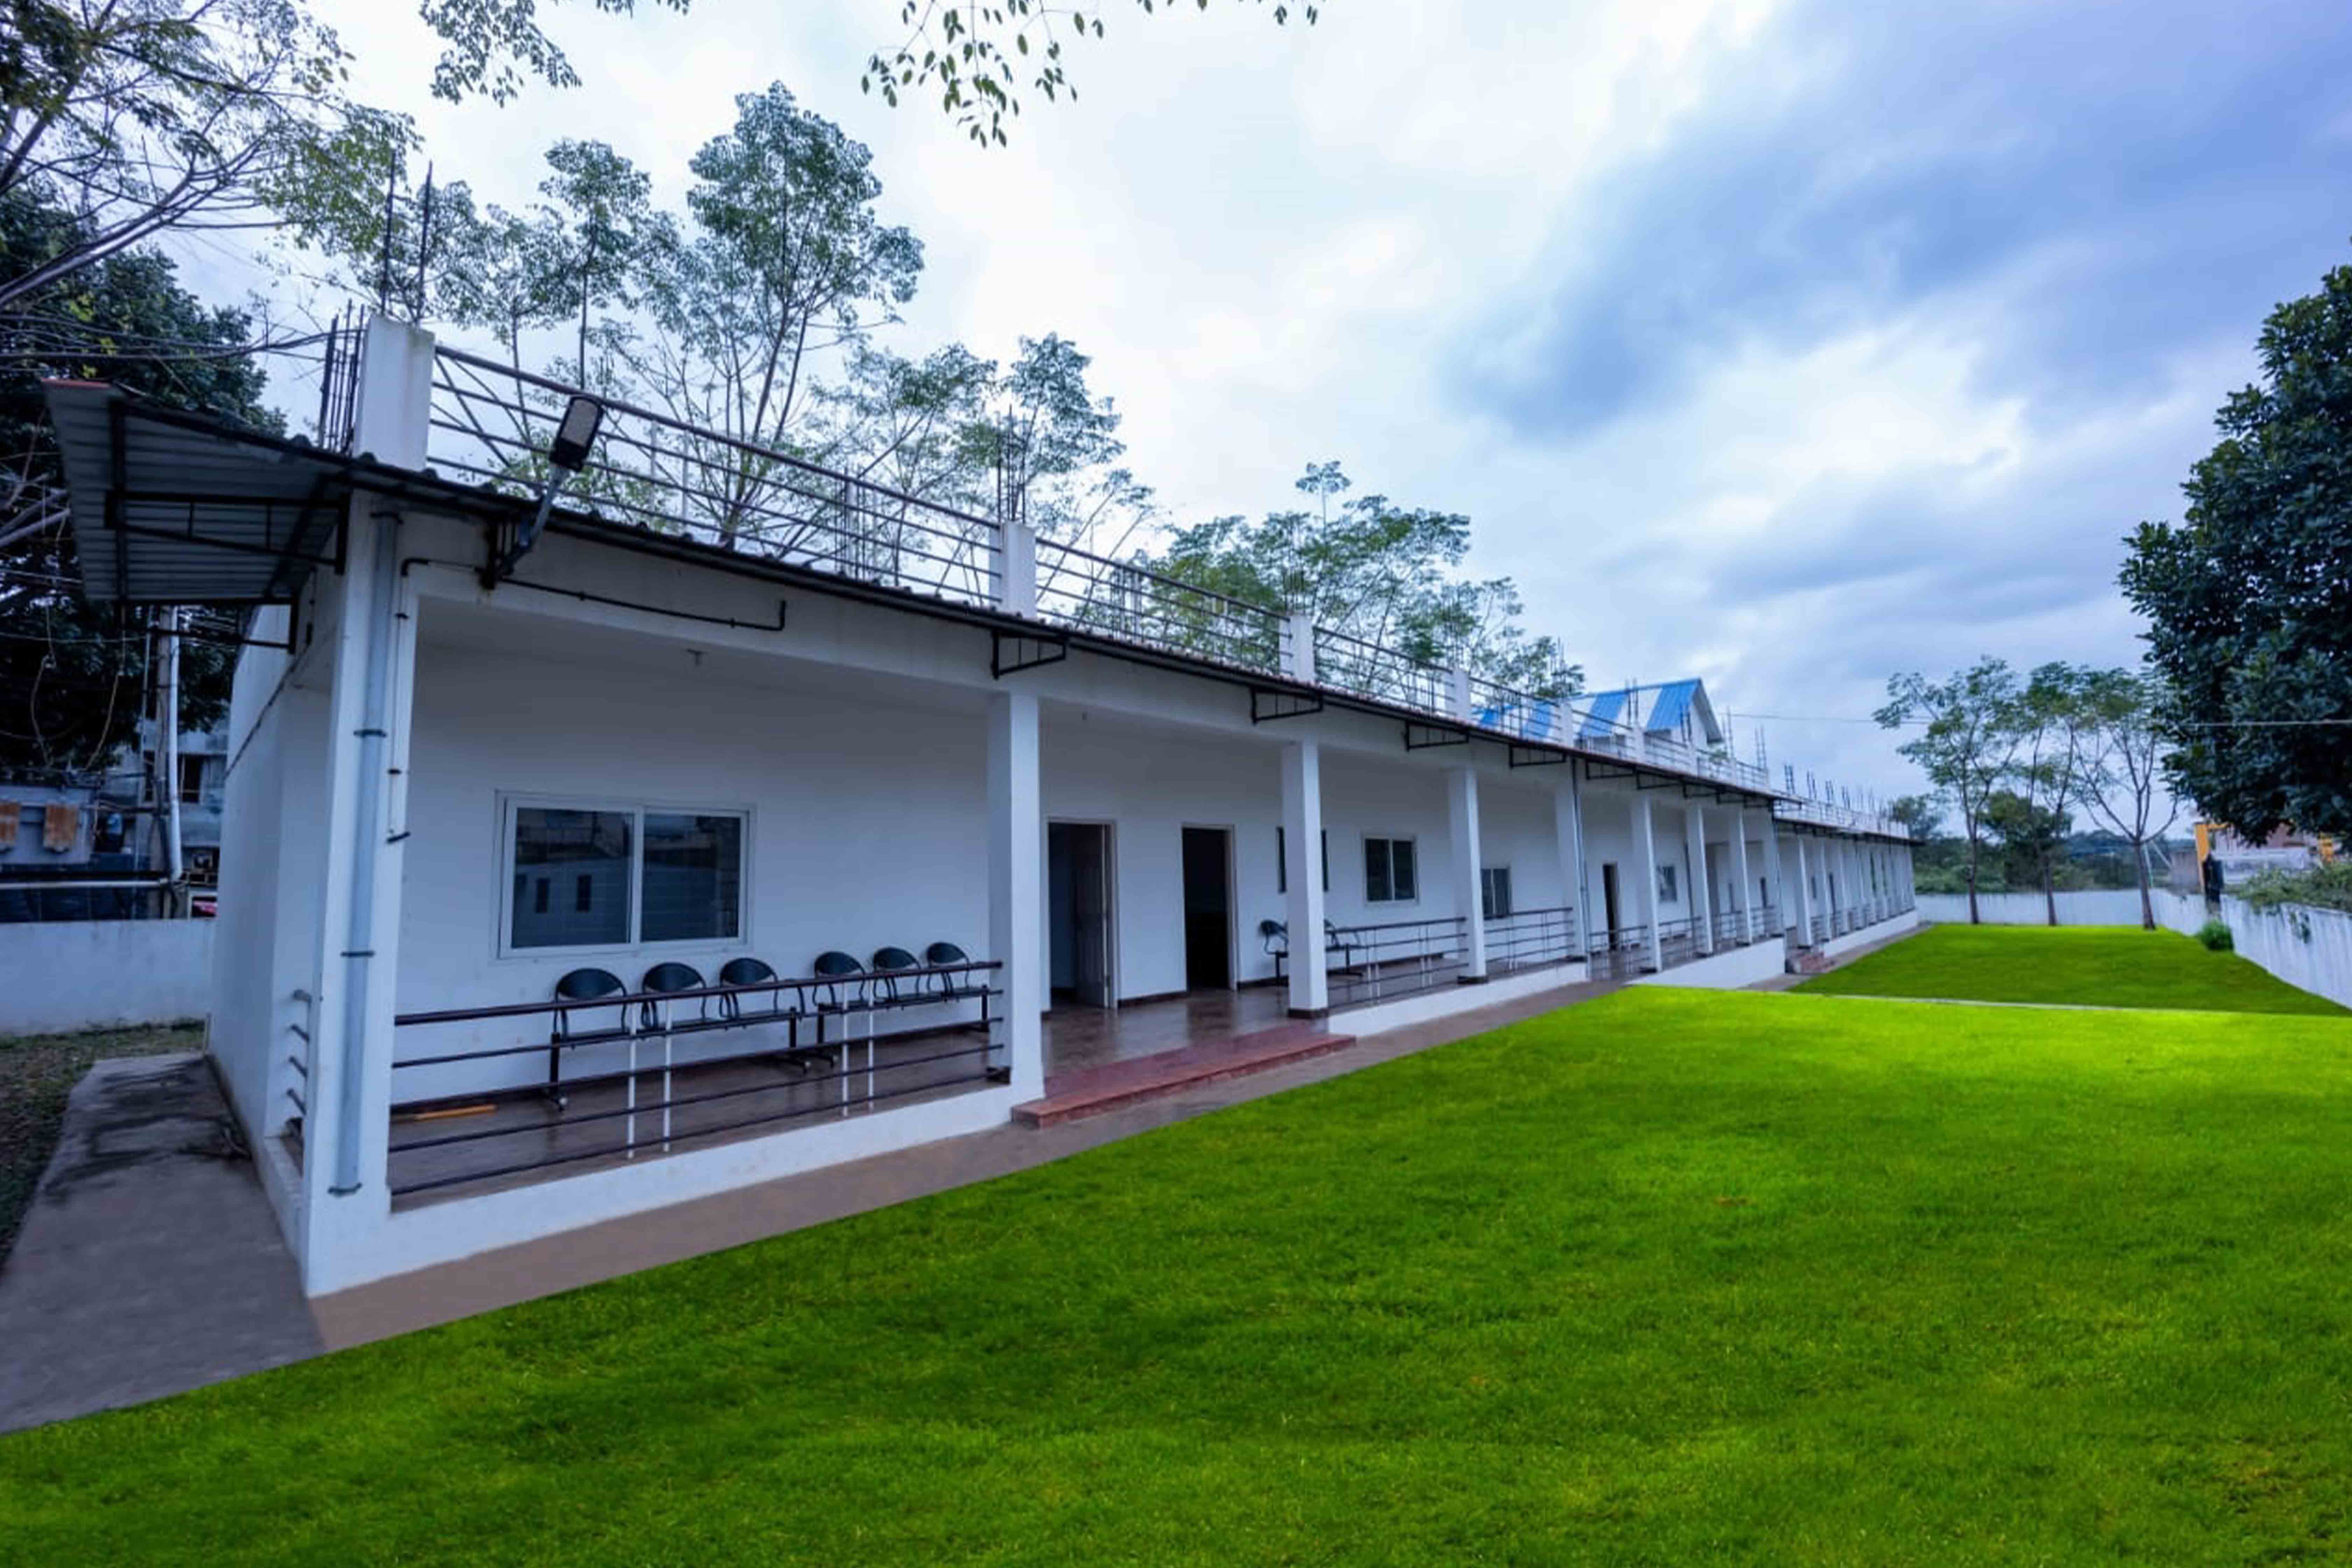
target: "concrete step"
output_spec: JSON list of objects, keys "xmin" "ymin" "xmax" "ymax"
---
[
  {"xmin": 1013, "ymin": 1022, "xmax": 1358, "ymax": 1128},
  {"xmin": 1787, "ymin": 948, "xmax": 1836, "ymax": 975}
]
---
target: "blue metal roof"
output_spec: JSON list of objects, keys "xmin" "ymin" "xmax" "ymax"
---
[
  {"xmin": 1577, "ymin": 687, "xmax": 1629, "ymax": 739},
  {"xmin": 1643, "ymin": 678, "xmax": 1701, "ymax": 736}
]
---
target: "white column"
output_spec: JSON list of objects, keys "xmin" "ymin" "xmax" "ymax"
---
[
  {"xmin": 1285, "ymin": 610, "xmax": 1317, "ymax": 684},
  {"xmin": 1554, "ymin": 769, "xmax": 1587, "ymax": 960},
  {"xmin": 1449, "ymin": 766, "xmax": 1488, "ymax": 981},
  {"xmin": 1281, "ymin": 740, "xmax": 1328, "ymax": 1015},
  {"xmin": 1728, "ymin": 808, "xmax": 1755, "ymax": 944},
  {"xmin": 988, "ymin": 691, "xmax": 1044, "ymax": 1098},
  {"xmin": 997, "ymin": 520, "xmax": 1038, "ymax": 616},
  {"xmin": 1631, "ymin": 792, "xmax": 1664, "ymax": 973},
  {"xmin": 1684, "ymin": 804, "xmax": 1713, "ymax": 954},
  {"xmin": 1763, "ymin": 822, "xmax": 1788, "ymax": 935},
  {"xmin": 1792, "ymin": 834, "xmax": 1814, "ymax": 945}
]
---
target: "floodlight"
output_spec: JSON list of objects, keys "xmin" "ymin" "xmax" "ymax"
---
[{"xmin": 547, "ymin": 394, "xmax": 605, "ymax": 473}]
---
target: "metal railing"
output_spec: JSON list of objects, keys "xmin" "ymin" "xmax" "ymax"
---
[
  {"xmin": 386, "ymin": 960, "xmax": 1001, "ymax": 1199},
  {"xmin": 1326, "ymin": 915, "xmax": 1468, "ymax": 1009},
  {"xmin": 1588, "ymin": 924, "xmax": 1653, "ymax": 980},
  {"xmin": 1488, "ymin": 905, "xmax": 1581, "ymax": 973},
  {"xmin": 1658, "ymin": 916, "xmax": 1703, "ymax": 969},
  {"xmin": 1035, "ymin": 539, "xmax": 1283, "ymax": 675},
  {"xmin": 1710, "ymin": 909, "xmax": 1750, "ymax": 948},
  {"xmin": 1775, "ymin": 797, "xmax": 1910, "ymax": 839},
  {"xmin": 1312, "ymin": 625, "xmax": 1451, "ymax": 714},
  {"xmin": 427, "ymin": 348, "xmax": 1003, "ymax": 611}
]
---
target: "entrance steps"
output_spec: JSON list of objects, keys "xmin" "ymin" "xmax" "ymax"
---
[
  {"xmin": 1013, "ymin": 1021, "xmax": 1357, "ymax": 1128},
  {"xmin": 1787, "ymin": 948, "xmax": 1836, "ymax": 976}
]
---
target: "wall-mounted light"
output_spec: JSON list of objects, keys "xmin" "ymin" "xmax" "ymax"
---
[{"xmin": 547, "ymin": 394, "xmax": 605, "ymax": 474}]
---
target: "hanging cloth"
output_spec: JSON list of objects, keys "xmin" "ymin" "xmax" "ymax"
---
[{"xmin": 43, "ymin": 803, "xmax": 79, "ymax": 853}]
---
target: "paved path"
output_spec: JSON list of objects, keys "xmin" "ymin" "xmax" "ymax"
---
[{"xmin": 0, "ymin": 1055, "xmax": 322, "ymax": 1434}]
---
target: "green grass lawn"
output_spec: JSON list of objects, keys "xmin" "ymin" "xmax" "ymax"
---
[
  {"xmin": 9, "ymin": 987, "xmax": 2352, "ymax": 1563},
  {"xmin": 1797, "ymin": 922, "xmax": 2349, "ymax": 1014}
]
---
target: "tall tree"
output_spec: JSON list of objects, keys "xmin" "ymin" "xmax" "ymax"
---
[
  {"xmin": 1877, "ymin": 658, "xmax": 2023, "ymax": 924},
  {"xmin": 2075, "ymin": 667, "xmax": 2180, "ymax": 931},
  {"xmin": 0, "ymin": 0, "xmax": 411, "ymax": 308},
  {"xmin": 2122, "ymin": 258, "xmax": 2352, "ymax": 839},
  {"xmin": 2007, "ymin": 663, "xmax": 2098, "ymax": 926},
  {"xmin": 0, "ymin": 191, "xmax": 269, "ymax": 779},
  {"xmin": 630, "ymin": 85, "xmax": 922, "ymax": 544},
  {"xmin": 1888, "ymin": 792, "xmax": 1944, "ymax": 844}
]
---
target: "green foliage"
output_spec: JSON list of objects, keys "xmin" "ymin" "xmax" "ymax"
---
[
  {"xmin": 2122, "ymin": 258, "xmax": 2352, "ymax": 838},
  {"xmin": 0, "ymin": 0, "xmax": 413, "ymax": 309},
  {"xmin": 0, "ymin": 191, "xmax": 273, "ymax": 779},
  {"xmin": 1144, "ymin": 462, "xmax": 1582, "ymax": 695},
  {"xmin": 2196, "ymin": 919, "xmax": 2236, "ymax": 952},
  {"xmin": 416, "ymin": 0, "xmax": 690, "ymax": 105},
  {"xmin": 1878, "ymin": 657, "xmax": 2023, "ymax": 911},
  {"xmin": 864, "ymin": 0, "xmax": 1320, "ymax": 145},
  {"xmin": 16, "ymin": 988, "xmax": 2352, "ymax": 1559},
  {"xmin": 2237, "ymin": 864, "xmax": 2352, "ymax": 915}
]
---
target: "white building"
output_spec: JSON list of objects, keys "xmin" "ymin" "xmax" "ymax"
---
[{"xmin": 42, "ymin": 321, "xmax": 1917, "ymax": 1296}]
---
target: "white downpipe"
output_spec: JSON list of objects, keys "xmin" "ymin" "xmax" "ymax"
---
[
  {"xmin": 160, "ymin": 607, "xmax": 183, "ymax": 907},
  {"xmin": 332, "ymin": 514, "xmax": 400, "ymax": 1197}
]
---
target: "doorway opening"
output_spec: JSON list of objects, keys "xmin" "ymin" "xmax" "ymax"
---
[
  {"xmin": 1601, "ymin": 862, "xmax": 1622, "ymax": 942},
  {"xmin": 1048, "ymin": 821, "xmax": 1114, "ymax": 1008},
  {"xmin": 1181, "ymin": 826, "xmax": 1234, "ymax": 990}
]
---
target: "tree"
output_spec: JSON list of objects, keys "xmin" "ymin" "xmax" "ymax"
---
[
  {"xmin": 1878, "ymin": 658, "xmax": 2023, "ymax": 924},
  {"xmin": 1983, "ymin": 789, "xmax": 2069, "ymax": 901},
  {"xmin": 2007, "ymin": 663, "xmax": 2099, "ymax": 926},
  {"xmin": 0, "ymin": 0, "xmax": 411, "ymax": 309},
  {"xmin": 629, "ymin": 84, "xmax": 923, "ymax": 544},
  {"xmin": 863, "ymin": 0, "xmax": 1322, "ymax": 145},
  {"xmin": 0, "ymin": 191, "xmax": 270, "ymax": 779},
  {"xmin": 1143, "ymin": 462, "xmax": 1582, "ymax": 698},
  {"xmin": 2075, "ymin": 667, "xmax": 2181, "ymax": 931},
  {"xmin": 2122, "ymin": 258, "xmax": 2352, "ymax": 839},
  {"xmin": 1888, "ymin": 793, "xmax": 1944, "ymax": 844}
]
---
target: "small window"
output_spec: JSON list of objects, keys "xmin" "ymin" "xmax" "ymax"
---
[
  {"xmin": 504, "ymin": 801, "xmax": 745, "ymax": 952},
  {"xmin": 1658, "ymin": 863, "xmax": 1679, "ymax": 904},
  {"xmin": 1365, "ymin": 836, "xmax": 1417, "ymax": 904},
  {"xmin": 1480, "ymin": 866, "xmax": 1513, "ymax": 920},
  {"xmin": 177, "ymin": 755, "xmax": 207, "ymax": 804}
]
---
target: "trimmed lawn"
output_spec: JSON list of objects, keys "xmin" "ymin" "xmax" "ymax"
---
[
  {"xmin": 0, "ymin": 1022, "xmax": 203, "ymax": 1263},
  {"xmin": 10, "ymin": 988, "xmax": 2352, "ymax": 1562},
  {"xmin": 1798, "ymin": 922, "xmax": 2348, "ymax": 1014}
]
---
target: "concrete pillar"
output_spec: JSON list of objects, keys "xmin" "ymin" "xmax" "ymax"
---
[
  {"xmin": 1684, "ymin": 804, "xmax": 1713, "ymax": 954},
  {"xmin": 1554, "ymin": 768, "xmax": 1587, "ymax": 959},
  {"xmin": 1631, "ymin": 792, "xmax": 1664, "ymax": 973},
  {"xmin": 1763, "ymin": 824, "xmax": 1788, "ymax": 935},
  {"xmin": 301, "ymin": 317, "xmax": 433, "ymax": 1284},
  {"xmin": 1285, "ymin": 611, "xmax": 1317, "ymax": 685},
  {"xmin": 1281, "ymin": 740, "xmax": 1328, "ymax": 1015},
  {"xmin": 997, "ymin": 520, "xmax": 1038, "ymax": 617},
  {"xmin": 1449, "ymin": 766, "xmax": 1488, "ymax": 981},
  {"xmin": 1792, "ymin": 834, "xmax": 1814, "ymax": 945},
  {"xmin": 988, "ymin": 691, "xmax": 1044, "ymax": 1098},
  {"xmin": 1728, "ymin": 808, "xmax": 1755, "ymax": 944}
]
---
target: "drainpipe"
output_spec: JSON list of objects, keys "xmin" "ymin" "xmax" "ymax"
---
[
  {"xmin": 331, "ymin": 512, "xmax": 400, "ymax": 1197},
  {"xmin": 159, "ymin": 607, "xmax": 183, "ymax": 911}
]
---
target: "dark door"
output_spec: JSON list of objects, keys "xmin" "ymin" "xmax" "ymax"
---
[
  {"xmin": 1182, "ymin": 826, "xmax": 1233, "ymax": 990},
  {"xmin": 1601, "ymin": 863, "xmax": 1622, "ymax": 941},
  {"xmin": 1048, "ymin": 822, "xmax": 1114, "ymax": 1007}
]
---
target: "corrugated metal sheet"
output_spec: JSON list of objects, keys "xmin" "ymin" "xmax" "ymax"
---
[
  {"xmin": 1577, "ymin": 686, "xmax": 1628, "ymax": 738},
  {"xmin": 1644, "ymin": 678, "xmax": 1700, "ymax": 735},
  {"xmin": 46, "ymin": 382, "xmax": 351, "ymax": 604}
]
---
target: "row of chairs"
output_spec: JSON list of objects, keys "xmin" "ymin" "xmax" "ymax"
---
[{"xmin": 544, "ymin": 943, "xmax": 987, "ymax": 1107}]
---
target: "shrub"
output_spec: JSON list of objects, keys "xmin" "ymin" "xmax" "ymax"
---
[
  {"xmin": 2196, "ymin": 919, "xmax": 2235, "ymax": 952},
  {"xmin": 2238, "ymin": 864, "xmax": 2352, "ymax": 914}
]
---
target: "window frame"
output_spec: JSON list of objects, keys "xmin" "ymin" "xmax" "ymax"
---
[
  {"xmin": 1480, "ymin": 864, "xmax": 1513, "ymax": 921},
  {"xmin": 495, "ymin": 792, "xmax": 754, "ymax": 960},
  {"xmin": 1363, "ymin": 834, "xmax": 1419, "ymax": 906}
]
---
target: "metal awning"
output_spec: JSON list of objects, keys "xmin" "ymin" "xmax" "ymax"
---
[{"xmin": 45, "ymin": 381, "xmax": 355, "ymax": 605}]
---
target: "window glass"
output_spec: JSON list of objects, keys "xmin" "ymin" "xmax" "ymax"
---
[
  {"xmin": 1481, "ymin": 866, "xmax": 1513, "ymax": 920},
  {"xmin": 641, "ymin": 813, "xmax": 744, "ymax": 943},
  {"xmin": 511, "ymin": 808, "xmax": 631, "ymax": 949},
  {"xmin": 1392, "ymin": 838, "xmax": 1417, "ymax": 901},
  {"xmin": 1659, "ymin": 863, "xmax": 1679, "ymax": 904},
  {"xmin": 1365, "ymin": 838, "xmax": 1390, "ymax": 903}
]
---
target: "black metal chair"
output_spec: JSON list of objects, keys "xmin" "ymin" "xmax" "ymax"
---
[
  {"xmin": 870, "ymin": 945, "xmax": 923, "ymax": 1006},
  {"xmin": 811, "ymin": 951, "xmax": 872, "ymax": 1116},
  {"xmin": 546, "ymin": 966, "xmax": 628, "ymax": 1110},
  {"xmin": 718, "ymin": 955, "xmax": 820, "ymax": 1074},
  {"xmin": 1260, "ymin": 919, "xmax": 1289, "ymax": 976}
]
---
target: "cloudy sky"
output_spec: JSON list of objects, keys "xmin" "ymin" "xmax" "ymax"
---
[{"xmin": 210, "ymin": 0, "xmax": 2352, "ymax": 806}]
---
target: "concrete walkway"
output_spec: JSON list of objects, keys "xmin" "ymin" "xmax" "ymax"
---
[{"xmin": 0, "ymin": 1055, "xmax": 322, "ymax": 1434}]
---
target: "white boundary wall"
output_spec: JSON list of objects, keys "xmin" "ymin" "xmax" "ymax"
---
[{"xmin": 0, "ymin": 919, "xmax": 214, "ymax": 1035}]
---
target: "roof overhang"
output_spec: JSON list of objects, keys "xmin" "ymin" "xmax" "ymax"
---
[{"xmin": 46, "ymin": 382, "xmax": 365, "ymax": 606}]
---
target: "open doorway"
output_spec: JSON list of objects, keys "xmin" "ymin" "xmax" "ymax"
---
[
  {"xmin": 1048, "ymin": 821, "xmax": 1114, "ymax": 1008},
  {"xmin": 1600, "ymin": 862, "xmax": 1622, "ymax": 942},
  {"xmin": 1181, "ymin": 826, "xmax": 1234, "ymax": 990}
]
